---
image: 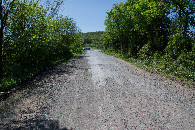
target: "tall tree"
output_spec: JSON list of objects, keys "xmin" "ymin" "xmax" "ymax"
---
[{"xmin": 0, "ymin": 0, "xmax": 16, "ymax": 77}]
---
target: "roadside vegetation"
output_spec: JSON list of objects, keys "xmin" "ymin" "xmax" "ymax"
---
[
  {"xmin": 1, "ymin": 0, "xmax": 194, "ymax": 91},
  {"xmin": 100, "ymin": 0, "xmax": 194, "ymax": 84},
  {"xmin": 0, "ymin": 0, "xmax": 84, "ymax": 91},
  {"xmin": 82, "ymin": 31, "xmax": 105, "ymax": 49}
]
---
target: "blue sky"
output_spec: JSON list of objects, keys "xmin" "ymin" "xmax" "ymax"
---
[{"xmin": 58, "ymin": 0, "xmax": 127, "ymax": 33}]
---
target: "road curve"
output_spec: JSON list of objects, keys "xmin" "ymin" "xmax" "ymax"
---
[{"xmin": 0, "ymin": 49, "xmax": 194, "ymax": 129}]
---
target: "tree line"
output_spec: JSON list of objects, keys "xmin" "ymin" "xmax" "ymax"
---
[
  {"xmin": 0, "ymin": 0, "xmax": 194, "ymax": 89},
  {"xmin": 102, "ymin": 0, "xmax": 194, "ymax": 81},
  {"xmin": 82, "ymin": 31, "xmax": 105, "ymax": 48},
  {"xmin": 0, "ymin": 0, "xmax": 83, "ymax": 90}
]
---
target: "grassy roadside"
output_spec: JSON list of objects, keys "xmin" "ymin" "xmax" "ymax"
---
[
  {"xmin": 101, "ymin": 49, "xmax": 195, "ymax": 87},
  {"xmin": 0, "ymin": 50, "xmax": 85, "ymax": 93}
]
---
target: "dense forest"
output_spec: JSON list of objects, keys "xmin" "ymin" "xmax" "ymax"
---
[
  {"xmin": 101, "ymin": 0, "xmax": 194, "ymax": 83},
  {"xmin": 82, "ymin": 31, "xmax": 105, "ymax": 48},
  {"xmin": 0, "ymin": 0, "xmax": 83, "ymax": 90}
]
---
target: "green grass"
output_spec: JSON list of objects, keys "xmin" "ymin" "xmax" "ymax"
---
[{"xmin": 101, "ymin": 49, "xmax": 195, "ymax": 87}]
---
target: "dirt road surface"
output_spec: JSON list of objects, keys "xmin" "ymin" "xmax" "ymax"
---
[{"xmin": 0, "ymin": 50, "xmax": 194, "ymax": 129}]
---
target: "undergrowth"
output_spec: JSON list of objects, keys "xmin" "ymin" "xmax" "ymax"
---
[
  {"xmin": 0, "ymin": 50, "xmax": 84, "ymax": 92},
  {"xmin": 101, "ymin": 49, "xmax": 195, "ymax": 86}
]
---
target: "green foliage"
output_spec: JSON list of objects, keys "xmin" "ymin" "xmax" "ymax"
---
[
  {"xmin": 82, "ymin": 31, "xmax": 105, "ymax": 49},
  {"xmin": 0, "ymin": 0, "xmax": 83, "ymax": 91},
  {"xmin": 165, "ymin": 31, "xmax": 192, "ymax": 59},
  {"xmin": 137, "ymin": 43, "xmax": 152, "ymax": 59},
  {"xmin": 101, "ymin": 0, "xmax": 195, "ymax": 83}
]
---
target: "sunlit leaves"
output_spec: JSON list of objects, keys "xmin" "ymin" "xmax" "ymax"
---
[
  {"xmin": 1, "ymin": 0, "xmax": 83, "ymax": 88},
  {"xmin": 102, "ymin": 0, "xmax": 194, "ymax": 81}
]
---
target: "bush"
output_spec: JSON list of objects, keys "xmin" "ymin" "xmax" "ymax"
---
[
  {"xmin": 165, "ymin": 32, "xmax": 192, "ymax": 59},
  {"xmin": 137, "ymin": 43, "xmax": 152, "ymax": 59}
]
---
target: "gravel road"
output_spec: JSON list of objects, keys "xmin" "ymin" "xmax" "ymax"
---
[{"xmin": 0, "ymin": 49, "xmax": 194, "ymax": 129}]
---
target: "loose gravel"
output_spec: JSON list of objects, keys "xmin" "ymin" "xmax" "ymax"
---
[{"xmin": 0, "ymin": 49, "xmax": 194, "ymax": 129}]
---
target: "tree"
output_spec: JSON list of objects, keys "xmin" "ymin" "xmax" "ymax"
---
[
  {"xmin": 0, "ymin": 0, "xmax": 16, "ymax": 77},
  {"xmin": 0, "ymin": 0, "xmax": 84, "ymax": 89},
  {"xmin": 163, "ymin": 0, "xmax": 195, "ymax": 58},
  {"xmin": 102, "ymin": 0, "xmax": 194, "ymax": 81},
  {"xmin": 0, "ymin": 0, "xmax": 65, "ymax": 78},
  {"xmin": 103, "ymin": 0, "xmax": 170, "ymax": 57},
  {"xmin": 166, "ymin": 0, "xmax": 195, "ymax": 35}
]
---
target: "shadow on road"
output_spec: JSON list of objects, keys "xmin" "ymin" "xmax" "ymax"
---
[
  {"xmin": 0, "ymin": 53, "xmax": 88, "ymax": 101},
  {"xmin": 76, "ymin": 55, "xmax": 89, "ymax": 59},
  {"xmin": 1, "ymin": 118, "xmax": 70, "ymax": 130},
  {"xmin": 0, "ymin": 53, "xmax": 90, "ymax": 129}
]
